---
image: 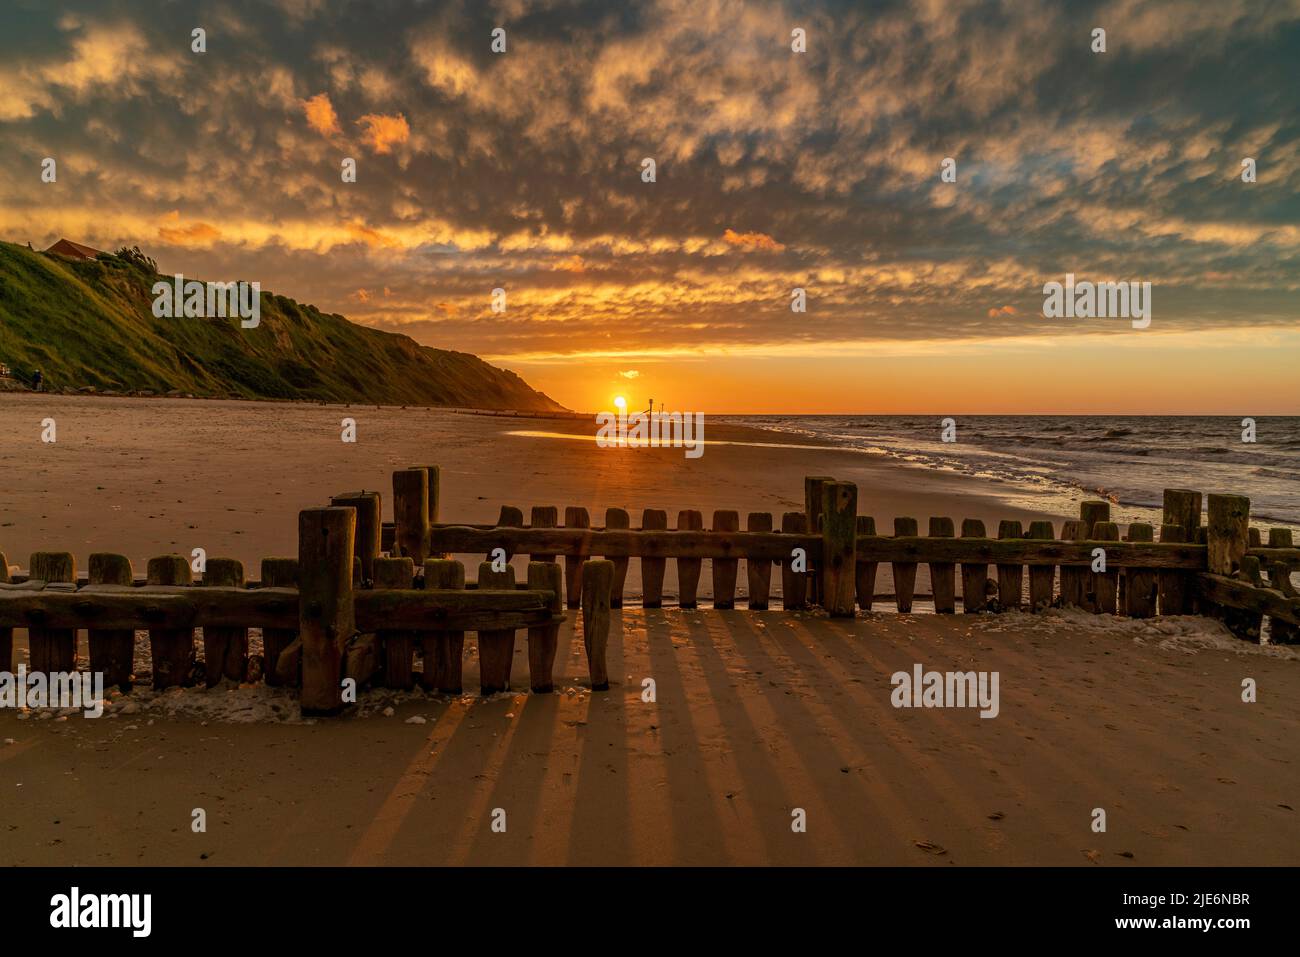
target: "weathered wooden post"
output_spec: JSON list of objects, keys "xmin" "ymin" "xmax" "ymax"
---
[
  {"xmin": 1124, "ymin": 524, "xmax": 1157, "ymax": 618},
  {"xmin": 330, "ymin": 491, "xmax": 381, "ymax": 582},
  {"xmin": 746, "ymin": 512, "xmax": 774, "ymax": 609},
  {"xmin": 204, "ymin": 558, "xmax": 248, "ymax": 684},
  {"xmin": 676, "ymin": 510, "xmax": 703, "ymax": 608},
  {"xmin": 85, "ymin": 554, "xmax": 134, "ymax": 690},
  {"xmin": 604, "ymin": 508, "xmax": 630, "ymax": 607},
  {"xmin": 582, "ymin": 559, "xmax": 614, "ymax": 690},
  {"xmin": 392, "ymin": 468, "xmax": 429, "ymax": 564},
  {"xmin": 996, "ymin": 521, "xmax": 1024, "ymax": 611},
  {"xmin": 260, "ymin": 558, "xmax": 298, "ymax": 686},
  {"xmin": 496, "ymin": 506, "xmax": 525, "ymax": 561},
  {"xmin": 1266, "ymin": 529, "xmax": 1297, "ymax": 643},
  {"xmin": 1207, "ymin": 494, "xmax": 1254, "ymax": 640},
  {"xmin": 712, "ymin": 510, "xmax": 740, "ymax": 609},
  {"xmin": 1026, "ymin": 521, "xmax": 1055, "ymax": 611},
  {"xmin": 1091, "ymin": 522, "xmax": 1120, "ymax": 614},
  {"xmin": 563, "ymin": 506, "xmax": 590, "ymax": 610},
  {"xmin": 374, "ymin": 557, "xmax": 416, "ymax": 690},
  {"xmin": 415, "ymin": 465, "xmax": 441, "ymax": 524},
  {"xmin": 527, "ymin": 561, "xmax": 563, "ymax": 692},
  {"xmin": 927, "ymin": 517, "xmax": 956, "ymax": 614},
  {"xmin": 299, "ymin": 507, "xmax": 356, "ymax": 715},
  {"xmin": 423, "ymin": 558, "xmax": 466, "ymax": 693},
  {"xmin": 146, "ymin": 555, "xmax": 193, "ymax": 689},
  {"xmin": 529, "ymin": 506, "xmax": 559, "ymax": 564},
  {"xmin": 854, "ymin": 517, "xmax": 877, "ymax": 612},
  {"xmin": 804, "ymin": 476, "xmax": 834, "ymax": 604},
  {"xmin": 1079, "ymin": 501, "xmax": 1111, "ymax": 612},
  {"xmin": 1058, "ymin": 521, "xmax": 1086, "ymax": 608},
  {"xmin": 28, "ymin": 551, "xmax": 76, "ymax": 674},
  {"xmin": 780, "ymin": 512, "xmax": 808, "ymax": 611},
  {"xmin": 1161, "ymin": 489, "xmax": 1202, "ymax": 614},
  {"xmin": 477, "ymin": 561, "xmax": 516, "ymax": 694},
  {"xmin": 641, "ymin": 509, "xmax": 668, "ymax": 608},
  {"xmin": 0, "ymin": 551, "xmax": 10, "ymax": 672},
  {"xmin": 892, "ymin": 517, "xmax": 918, "ymax": 613},
  {"xmin": 959, "ymin": 519, "xmax": 988, "ymax": 612},
  {"xmin": 821, "ymin": 483, "xmax": 857, "ymax": 617}
]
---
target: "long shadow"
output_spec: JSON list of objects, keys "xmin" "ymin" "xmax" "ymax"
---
[
  {"xmin": 639, "ymin": 608, "xmax": 729, "ymax": 863},
  {"xmin": 566, "ymin": 609, "xmax": 631, "ymax": 865}
]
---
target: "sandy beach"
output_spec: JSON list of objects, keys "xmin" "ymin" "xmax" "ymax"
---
[
  {"xmin": 1, "ymin": 394, "xmax": 1056, "ymax": 599},
  {"xmin": 2, "ymin": 395, "xmax": 1297, "ymax": 867}
]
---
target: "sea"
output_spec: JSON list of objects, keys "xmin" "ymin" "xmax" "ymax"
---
[{"xmin": 724, "ymin": 415, "xmax": 1300, "ymax": 531}]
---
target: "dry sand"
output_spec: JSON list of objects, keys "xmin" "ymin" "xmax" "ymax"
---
[{"xmin": 1, "ymin": 396, "xmax": 1297, "ymax": 866}]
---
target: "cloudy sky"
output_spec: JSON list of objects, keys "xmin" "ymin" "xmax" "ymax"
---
[{"xmin": 1, "ymin": 0, "xmax": 1297, "ymax": 412}]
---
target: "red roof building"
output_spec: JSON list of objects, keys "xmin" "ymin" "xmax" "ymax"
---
[{"xmin": 44, "ymin": 238, "xmax": 103, "ymax": 260}]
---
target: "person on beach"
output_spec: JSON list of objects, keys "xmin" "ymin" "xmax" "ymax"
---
[{"xmin": 31, "ymin": 369, "xmax": 43, "ymax": 392}]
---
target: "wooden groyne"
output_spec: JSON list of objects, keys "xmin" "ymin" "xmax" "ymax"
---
[{"xmin": 3, "ymin": 472, "xmax": 1297, "ymax": 718}]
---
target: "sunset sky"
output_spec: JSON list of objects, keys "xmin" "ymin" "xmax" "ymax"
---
[{"xmin": 1, "ymin": 0, "xmax": 1296, "ymax": 413}]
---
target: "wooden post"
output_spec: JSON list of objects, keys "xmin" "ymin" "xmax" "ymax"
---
[
  {"xmin": 1207, "ymin": 494, "xmax": 1250, "ymax": 576},
  {"xmin": 1124, "ymin": 524, "xmax": 1157, "ymax": 618},
  {"xmin": 476, "ymin": 561, "xmax": 516, "ymax": 694},
  {"xmin": 891, "ymin": 517, "xmax": 918, "ymax": 613},
  {"xmin": 604, "ymin": 508, "xmax": 630, "ymax": 608},
  {"xmin": 563, "ymin": 506, "xmax": 591, "ymax": 610},
  {"xmin": 1091, "ymin": 522, "xmax": 1120, "ymax": 614},
  {"xmin": 1157, "ymin": 524, "xmax": 1187, "ymax": 615},
  {"xmin": 712, "ymin": 510, "xmax": 740, "ymax": 609},
  {"xmin": 1080, "ymin": 500, "xmax": 1111, "ymax": 537},
  {"xmin": 746, "ymin": 512, "xmax": 774, "ymax": 609},
  {"xmin": 820, "ymin": 484, "xmax": 857, "ymax": 617},
  {"xmin": 203, "ymin": 558, "xmax": 248, "ymax": 685},
  {"xmin": 582, "ymin": 560, "xmax": 614, "ymax": 691},
  {"xmin": 1207, "ymin": 494, "xmax": 1254, "ymax": 641},
  {"xmin": 374, "ymin": 557, "xmax": 416, "ymax": 690},
  {"xmin": 423, "ymin": 559, "xmax": 465, "ymax": 694},
  {"xmin": 330, "ymin": 491, "xmax": 381, "ymax": 582},
  {"xmin": 1266, "ymin": 529, "xmax": 1297, "ymax": 643},
  {"xmin": 28, "ymin": 552, "xmax": 76, "ymax": 674},
  {"xmin": 527, "ymin": 561, "xmax": 563, "ymax": 692},
  {"xmin": 298, "ymin": 507, "xmax": 356, "ymax": 715},
  {"xmin": 804, "ymin": 476, "xmax": 834, "ymax": 604},
  {"xmin": 1026, "ymin": 521, "xmax": 1055, "ymax": 611},
  {"xmin": 496, "ymin": 506, "xmax": 525, "ymax": 559},
  {"xmin": 145, "ymin": 555, "xmax": 193, "ymax": 689},
  {"xmin": 529, "ymin": 506, "xmax": 559, "ymax": 564},
  {"xmin": 260, "ymin": 558, "xmax": 298, "ymax": 686},
  {"xmin": 1234, "ymin": 555, "xmax": 1265, "ymax": 642},
  {"xmin": 0, "ymin": 551, "xmax": 9, "ymax": 672},
  {"xmin": 392, "ymin": 469, "xmax": 429, "ymax": 563},
  {"xmin": 960, "ymin": 519, "xmax": 988, "ymax": 612},
  {"xmin": 1162, "ymin": 489, "xmax": 1202, "ymax": 614},
  {"xmin": 1058, "ymin": 521, "xmax": 1086, "ymax": 608},
  {"xmin": 88, "ymin": 553, "xmax": 134, "ymax": 690},
  {"xmin": 927, "ymin": 518, "xmax": 956, "ymax": 614},
  {"xmin": 855, "ymin": 517, "xmax": 878, "ymax": 612},
  {"xmin": 676, "ymin": 510, "xmax": 703, "ymax": 608},
  {"xmin": 996, "ymin": 521, "xmax": 1023, "ymax": 611},
  {"xmin": 641, "ymin": 509, "xmax": 668, "ymax": 607},
  {"xmin": 780, "ymin": 512, "xmax": 808, "ymax": 611},
  {"xmin": 415, "ymin": 465, "xmax": 441, "ymax": 523}
]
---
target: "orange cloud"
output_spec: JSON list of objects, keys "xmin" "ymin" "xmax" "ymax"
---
[
  {"xmin": 345, "ymin": 221, "xmax": 402, "ymax": 249},
  {"xmin": 157, "ymin": 210, "xmax": 221, "ymax": 245},
  {"xmin": 357, "ymin": 112, "xmax": 410, "ymax": 154},
  {"xmin": 302, "ymin": 92, "xmax": 341, "ymax": 137},
  {"xmin": 987, "ymin": 304, "xmax": 1017, "ymax": 317},
  {"xmin": 354, "ymin": 288, "xmax": 371, "ymax": 302},
  {"xmin": 436, "ymin": 302, "xmax": 458, "ymax": 316},
  {"xmin": 722, "ymin": 228, "xmax": 785, "ymax": 252},
  {"xmin": 552, "ymin": 255, "xmax": 586, "ymax": 273},
  {"xmin": 618, "ymin": 370, "xmax": 640, "ymax": 379}
]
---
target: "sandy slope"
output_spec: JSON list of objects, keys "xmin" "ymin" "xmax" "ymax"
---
[{"xmin": 2, "ymin": 609, "xmax": 1296, "ymax": 866}]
